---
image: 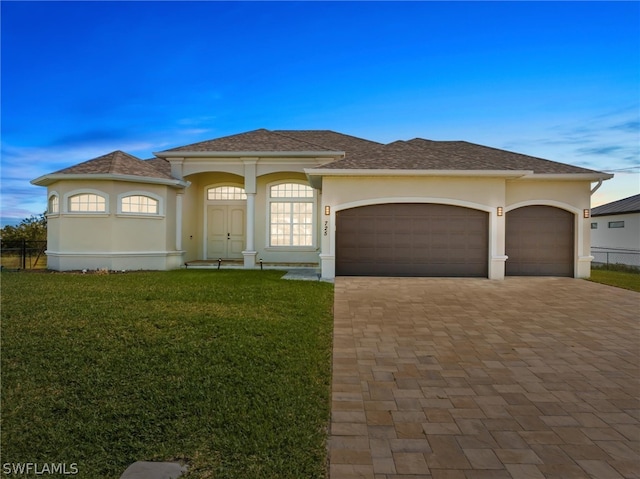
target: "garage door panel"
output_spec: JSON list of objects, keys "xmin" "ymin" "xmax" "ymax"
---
[
  {"xmin": 336, "ymin": 203, "xmax": 488, "ymax": 277},
  {"xmin": 506, "ymin": 206, "xmax": 574, "ymax": 277}
]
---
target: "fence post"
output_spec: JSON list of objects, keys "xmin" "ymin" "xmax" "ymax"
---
[{"xmin": 21, "ymin": 239, "xmax": 27, "ymax": 269}]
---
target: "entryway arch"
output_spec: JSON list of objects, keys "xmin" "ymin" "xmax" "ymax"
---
[{"xmin": 204, "ymin": 184, "xmax": 247, "ymax": 260}]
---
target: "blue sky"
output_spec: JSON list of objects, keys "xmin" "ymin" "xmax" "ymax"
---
[{"xmin": 2, "ymin": 1, "xmax": 638, "ymax": 225}]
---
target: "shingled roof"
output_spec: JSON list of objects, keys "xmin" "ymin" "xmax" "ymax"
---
[
  {"xmin": 163, "ymin": 128, "xmax": 350, "ymax": 153},
  {"xmin": 34, "ymin": 129, "xmax": 609, "ymax": 188},
  {"xmin": 31, "ymin": 150, "xmax": 181, "ymax": 186},
  {"xmin": 51, "ymin": 150, "xmax": 175, "ymax": 179},
  {"xmin": 161, "ymin": 128, "xmax": 602, "ymax": 174},
  {"xmin": 317, "ymin": 138, "xmax": 602, "ymax": 174},
  {"xmin": 591, "ymin": 194, "xmax": 640, "ymax": 216}
]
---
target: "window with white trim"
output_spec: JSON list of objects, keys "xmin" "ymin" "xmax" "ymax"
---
[
  {"xmin": 269, "ymin": 183, "xmax": 315, "ymax": 247},
  {"xmin": 68, "ymin": 193, "xmax": 106, "ymax": 212},
  {"xmin": 48, "ymin": 194, "xmax": 59, "ymax": 214},
  {"xmin": 121, "ymin": 195, "xmax": 159, "ymax": 214},
  {"xmin": 208, "ymin": 186, "xmax": 247, "ymax": 200}
]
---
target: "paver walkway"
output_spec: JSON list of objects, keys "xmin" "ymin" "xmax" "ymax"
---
[{"xmin": 330, "ymin": 277, "xmax": 639, "ymax": 479}]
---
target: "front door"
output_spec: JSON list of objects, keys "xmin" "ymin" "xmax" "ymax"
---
[{"xmin": 207, "ymin": 205, "xmax": 246, "ymax": 259}]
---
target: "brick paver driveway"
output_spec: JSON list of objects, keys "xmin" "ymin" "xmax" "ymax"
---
[{"xmin": 330, "ymin": 277, "xmax": 639, "ymax": 479}]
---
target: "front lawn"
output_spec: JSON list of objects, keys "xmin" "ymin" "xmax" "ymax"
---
[
  {"xmin": 588, "ymin": 268, "xmax": 640, "ymax": 292},
  {"xmin": 1, "ymin": 270, "xmax": 334, "ymax": 478}
]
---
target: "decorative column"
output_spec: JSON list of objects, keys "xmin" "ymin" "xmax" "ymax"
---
[
  {"xmin": 489, "ymin": 205, "xmax": 508, "ymax": 280},
  {"xmin": 242, "ymin": 159, "xmax": 258, "ymax": 269},
  {"xmin": 320, "ymin": 203, "xmax": 335, "ymax": 280},
  {"xmin": 175, "ymin": 192, "xmax": 183, "ymax": 251},
  {"xmin": 168, "ymin": 158, "xmax": 184, "ymax": 179}
]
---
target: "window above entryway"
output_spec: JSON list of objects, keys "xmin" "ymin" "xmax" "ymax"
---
[{"xmin": 207, "ymin": 186, "xmax": 247, "ymax": 201}]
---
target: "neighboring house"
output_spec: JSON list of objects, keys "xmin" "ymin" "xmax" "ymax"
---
[
  {"xmin": 590, "ymin": 194, "xmax": 640, "ymax": 268},
  {"xmin": 32, "ymin": 129, "xmax": 612, "ymax": 280}
]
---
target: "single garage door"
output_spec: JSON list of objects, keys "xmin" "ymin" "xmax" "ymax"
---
[
  {"xmin": 505, "ymin": 205, "xmax": 574, "ymax": 276},
  {"xmin": 335, "ymin": 203, "xmax": 488, "ymax": 277}
]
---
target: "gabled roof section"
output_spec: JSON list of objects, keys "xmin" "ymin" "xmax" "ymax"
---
[
  {"xmin": 316, "ymin": 137, "xmax": 604, "ymax": 174},
  {"xmin": 591, "ymin": 194, "xmax": 640, "ymax": 216},
  {"xmin": 273, "ymin": 130, "xmax": 383, "ymax": 152},
  {"xmin": 53, "ymin": 151, "xmax": 175, "ymax": 178},
  {"xmin": 144, "ymin": 157, "xmax": 173, "ymax": 177},
  {"xmin": 421, "ymin": 140, "xmax": 601, "ymax": 174},
  {"xmin": 161, "ymin": 128, "xmax": 343, "ymax": 153},
  {"xmin": 31, "ymin": 150, "xmax": 184, "ymax": 187}
]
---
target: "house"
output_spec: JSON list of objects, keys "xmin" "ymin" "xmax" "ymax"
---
[
  {"xmin": 590, "ymin": 193, "xmax": 640, "ymax": 268},
  {"xmin": 31, "ymin": 129, "xmax": 612, "ymax": 280}
]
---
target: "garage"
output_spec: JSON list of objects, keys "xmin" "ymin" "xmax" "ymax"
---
[
  {"xmin": 335, "ymin": 203, "xmax": 489, "ymax": 277},
  {"xmin": 505, "ymin": 205, "xmax": 574, "ymax": 276}
]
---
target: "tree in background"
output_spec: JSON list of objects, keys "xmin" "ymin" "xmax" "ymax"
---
[{"xmin": 0, "ymin": 213, "xmax": 47, "ymax": 242}]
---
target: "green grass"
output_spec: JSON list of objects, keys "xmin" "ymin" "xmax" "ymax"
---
[
  {"xmin": 588, "ymin": 268, "xmax": 640, "ymax": 292},
  {"xmin": 1, "ymin": 270, "xmax": 334, "ymax": 479}
]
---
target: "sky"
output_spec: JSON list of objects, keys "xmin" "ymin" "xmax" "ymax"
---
[{"xmin": 1, "ymin": 1, "xmax": 639, "ymax": 226}]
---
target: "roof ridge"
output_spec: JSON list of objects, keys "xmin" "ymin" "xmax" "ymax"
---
[
  {"xmin": 276, "ymin": 129, "xmax": 384, "ymax": 147},
  {"xmin": 270, "ymin": 130, "xmax": 343, "ymax": 151},
  {"xmin": 110, "ymin": 150, "xmax": 132, "ymax": 174}
]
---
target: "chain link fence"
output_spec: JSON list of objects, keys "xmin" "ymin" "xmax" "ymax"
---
[
  {"xmin": 591, "ymin": 247, "xmax": 640, "ymax": 271},
  {"xmin": 0, "ymin": 240, "xmax": 47, "ymax": 270}
]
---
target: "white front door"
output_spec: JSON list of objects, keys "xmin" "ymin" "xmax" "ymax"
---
[{"xmin": 207, "ymin": 205, "xmax": 246, "ymax": 259}]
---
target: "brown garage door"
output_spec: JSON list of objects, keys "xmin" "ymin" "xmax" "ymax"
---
[
  {"xmin": 505, "ymin": 205, "xmax": 574, "ymax": 276},
  {"xmin": 335, "ymin": 203, "xmax": 488, "ymax": 277}
]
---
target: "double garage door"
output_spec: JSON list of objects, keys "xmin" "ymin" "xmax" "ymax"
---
[{"xmin": 335, "ymin": 203, "xmax": 573, "ymax": 277}]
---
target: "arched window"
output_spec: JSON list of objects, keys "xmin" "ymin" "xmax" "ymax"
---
[
  {"xmin": 68, "ymin": 193, "xmax": 107, "ymax": 212},
  {"xmin": 207, "ymin": 186, "xmax": 247, "ymax": 200},
  {"xmin": 268, "ymin": 182, "xmax": 315, "ymax": 247},
  {"xmin": 121, "ymin": 195, "xmax": 159, "ymax": 214},
  {"xmin": 48, "ymin": 194, "xmax": 59, "ymax": 214}
]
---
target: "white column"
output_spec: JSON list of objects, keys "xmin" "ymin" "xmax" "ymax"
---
[
  {"xmin": 246, "ymin": 193, "xmax": 256, "ymax": 252},
  {"xmin": 175, "ymin": 192, "xmax": 183, "ymax": 251},
  {"xmin": 320, "ymin": 205, "xmax": 335, "ymax": 280},
  {"xmin": 242, "ymin": 159, "xmax": 258, "ymax": 268},
  {"xmin": 489, "ymin": 207, "xmax": 507, "ymax": 280}
]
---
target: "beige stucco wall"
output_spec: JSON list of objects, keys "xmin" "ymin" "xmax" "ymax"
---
[
  {"xmin": 318, "ymin": 175, "xmax": 595, "ymax": 279},
  {"xmin": 45, "ymin": 180, "xmax": 181, "ymax": 270},
  {"xmin": 42, "ymin": 170, "xmax": 599, "ymax": 277}
]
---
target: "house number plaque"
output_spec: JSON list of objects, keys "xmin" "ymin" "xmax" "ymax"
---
[{"xmin": 323, "ymin": 221, "xmax": 328, "ymax": 236}]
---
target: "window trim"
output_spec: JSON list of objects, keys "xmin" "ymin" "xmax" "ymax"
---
[
  {"xmin": 590, "ymin": 222, "xmax": 598, "ymax": 229},
  {"xmin": 206, "ymin": 184, "xmax": 247, "ymax": 201},
  {"xmin": 117, "ymin": 191, "xmax": 163, "ymax": 217},
  {"xmin": 47, "ymin": 191, "xmax": 60, "ymax": 216},
  {"xmin": 608, "ymin": 221, "xmax": 625, "ymax": 229},
  {"xmin": 266, "ymin": 180, "xmax": 317, "ymax": 249},
  {"xmin": 63, "ymin": 189, "xmax": 109, "ymax": 215}
]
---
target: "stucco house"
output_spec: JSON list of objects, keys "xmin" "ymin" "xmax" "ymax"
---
[
  {"xmin": 590, "ymin": 193, "xmax": 640, "ymax": 268},
  {"xmin": 32, "ymin": 129, "xmax": 612, "ymax": 280}
]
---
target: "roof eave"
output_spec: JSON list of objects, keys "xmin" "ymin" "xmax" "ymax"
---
[
  {"xmin": 305, "ymin": 168, "xmax": 534, "ymax": 178},
  {"xmin": 31, "ymin": 173, "xmax": 188, "ymax": 188},
  {"xmin": 154, "ymin": 150, "xmax": 345, "ymax": 159},
  {"xmin": 516, "ymin": 173, "xmax": 614, "ymax": 181}
]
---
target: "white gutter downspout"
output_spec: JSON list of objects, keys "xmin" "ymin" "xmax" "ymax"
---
[{"xmin": 590, "ymin": 179, "xmax": 603, "ymax": 195}]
